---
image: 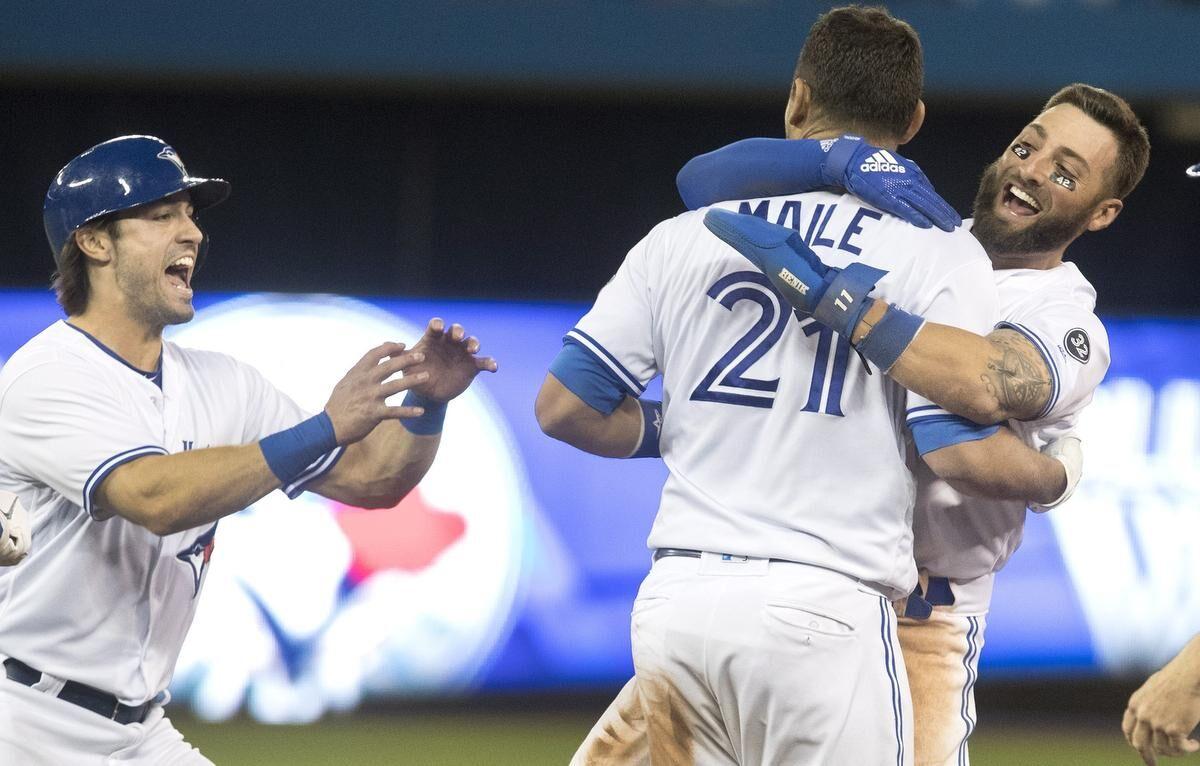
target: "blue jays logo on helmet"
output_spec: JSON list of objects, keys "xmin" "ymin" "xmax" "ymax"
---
[
  {"xmin": 177, "ymin": 522, "xmax": 218, "ymax": 599},
  {"xmin": 43, "ymin": 135, "xmax": 231, "ymax": 265},
  {"xmin": 157, "ymin": 147, "xmax": 189, "ymax": 175}
]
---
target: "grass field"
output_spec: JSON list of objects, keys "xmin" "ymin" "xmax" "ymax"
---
[{"xmin": 175, "ymin": 709, "xmax": 1146, "ymax": 765}]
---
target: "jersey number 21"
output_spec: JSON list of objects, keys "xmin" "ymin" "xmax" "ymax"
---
[{"xmin": 690, "ymin": 271, "xmax": 852, "ymax": 415}]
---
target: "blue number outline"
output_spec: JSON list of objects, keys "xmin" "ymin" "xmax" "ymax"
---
[
  {"xmin": 690, "ymin": 271, "xmax": 790, "ymax": 409},
  {"xmin": 691, "ymin": 272, "xmax": 855, "ymax": 415}
]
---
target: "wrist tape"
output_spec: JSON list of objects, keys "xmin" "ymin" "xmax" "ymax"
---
[
  {"xmin": 401, "ymin": 391, "xmax": 448, "ymax": 435},
  {"xmin": 854, "ymin": 302, "xmax": 925, "ymax": 373},
  {"xmin": 260, "ymin": 412, "xmax": 339, "ymax": 486},
  {"xmin": 626, "ymin": 399, "xmax": 663, "ymax": 459}
]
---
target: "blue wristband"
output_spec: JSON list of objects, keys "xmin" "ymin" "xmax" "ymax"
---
[
  {"xmin": 260, "ymin": 412, "xmax": 339, "ymax": 486},
  {"xmin": 855, "ymin": 302, "xmax": 925, "ymax": 373},
  {"xmin": 401, "ymin": 391, "xmax": 448, "ymax": 435},
  {"xmin": 627, "ymin": 399, "xmax": 663, "ymax": 459},
  {"xmin": 820, "ymin": 135, "xmax": 865, "ymax": 187}
]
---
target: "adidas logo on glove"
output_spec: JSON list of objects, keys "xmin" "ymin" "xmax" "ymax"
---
[{"xmin": 860, "ymin": 150, "xmax": 906, "ymax": 174}]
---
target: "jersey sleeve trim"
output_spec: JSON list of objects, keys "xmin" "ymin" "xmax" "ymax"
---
[
  {"xmin": 84, "ymin": 445, "xmax": 170, "ymax": 520},
  {"xmin": 906, "ymin": 404, "xmax": 952, "ymax": 424},
  {"xmin": 910, "ymin": 415, "xmax": 999, "ymax": 456},
  {"xmin": 563, "ymin": 328, "xmax": 646, "ymax": 396},
  {"xmin": 994, "ymin": 320, "xmax": 1060, "ymax": 419},
  {"xmin": 283, "ymin": 446, "xmax": 346, "ymax": 499}
]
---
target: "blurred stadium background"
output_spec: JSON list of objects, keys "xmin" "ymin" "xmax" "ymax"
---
[{"xmin": 3, "ymin": 1, "xmax": 1199, "ymax": 763}]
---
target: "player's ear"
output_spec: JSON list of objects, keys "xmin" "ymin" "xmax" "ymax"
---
[
  {"xmin": 74, "ymin": 226, "xmax": 115, "ymax": 265},
  {"xmin": 898, "ymin": 99, "xmax": 925, "ymax": 146},
  {"xmin": 1086, "ymin": 197, "xmax": 1122, "ymax": 232},
  {"xmin": 784, "ymin": 78, "xmax": 812, "ymax": 138}
]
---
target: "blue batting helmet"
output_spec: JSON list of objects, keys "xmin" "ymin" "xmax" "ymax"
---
[{"xmin": 43, "ymin": 135, "xmax": 230, "ymax": 264}]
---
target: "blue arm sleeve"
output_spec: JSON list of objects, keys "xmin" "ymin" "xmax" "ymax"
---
[
  {"xmin": 676, "ymin": 138, "xmax": 827, "ymax": 210},
  {"xmin": 910, "ymin": 415, "xmax": 1000, "ymax": 456},
  {"xmin": 547, "ymin": 338, "xmax": 632, "ymax": 415}
]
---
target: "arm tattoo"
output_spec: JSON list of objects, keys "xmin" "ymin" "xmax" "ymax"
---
[{"xmin": 979, "ymin": 329, "xmax": 1052, "ymax": 420}]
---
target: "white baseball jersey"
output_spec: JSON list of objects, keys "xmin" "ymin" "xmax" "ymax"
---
[
  {"xmin": 0, "ymin": 321, "xmax": 341, "ymax": 705},
  {"xmin": 910, "ymin": 259, "xmax": 1109, "ymax": 582},
  {"xmin": 571, "ymin": 192, "xmax": 997, "ymax": 598}
]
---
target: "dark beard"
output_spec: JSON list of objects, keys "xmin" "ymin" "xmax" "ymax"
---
[{"xmin": 970, "ymin": 159, "xmax": 1091, "ymax": 258}]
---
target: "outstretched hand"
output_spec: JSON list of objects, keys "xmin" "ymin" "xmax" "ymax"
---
[
  {"xmin": 325, "ymin": 342, "xmax": 429, "ymax": 445},
  {"xmin": 1123, "ymin": 637, "xmax": 1200, "ymax": 765},
  {"xmin": 404, "ymin": 318, "xmax": 498, "ymax": 403}
]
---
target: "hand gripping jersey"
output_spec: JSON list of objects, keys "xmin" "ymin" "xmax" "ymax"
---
[
  {"xmin": 910, "ymin": 259, "xmax": 1110, "ymax": 584},
  {"xmin": 570, "ymin": 193, "xmax": 998, "ymax": 598},
  {"xmin": 0, "ymin": 321, "xmax": 342, "ymax": 705}
]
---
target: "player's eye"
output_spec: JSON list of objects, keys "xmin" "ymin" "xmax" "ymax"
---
[{"xmin": 1011, "ymin": 144, "xmax": 1031, "ymax": 160}]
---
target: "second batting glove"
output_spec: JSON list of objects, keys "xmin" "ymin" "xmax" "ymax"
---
[{"xmin": 703, "ymin": 208, "xmax": 885, "ymax": 338}]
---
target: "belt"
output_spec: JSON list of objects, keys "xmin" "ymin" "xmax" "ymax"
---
[
  {"xmin": 653, "ymin": 548, "xmax": 790, "ymax": 563},
  {"xmin": 652, "ymin": 549, "xmax": 892, "ymax": 598},
  {"xmin": 3, "ymin": 658, "xmax": 156, "ymax": 724},
  {"xmin": 652, "ymin": 548, "xmax": 702, "ymax": 561}
]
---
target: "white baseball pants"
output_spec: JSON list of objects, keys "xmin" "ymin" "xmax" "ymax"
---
[
  {"xmin": 625, "ymin": 553, "xmax": 912, "ymax": 765},
  {"xmin": 896, "ymin": 578, "xmax": 988, "ymax": 766},
  {"xmin": 0, "ymin": 679, "xmax": 212, "ymax": 765}
]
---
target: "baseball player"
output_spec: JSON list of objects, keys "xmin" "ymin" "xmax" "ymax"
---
[
  {"xmin": 665, "ymin": 83, "xmax": 1148, "ymax": 765},
  {"xmin": 538, "ymin": 8, "xmax": 1074, "ymax": 763},
  {"xmin": 0, "ymin": 135, "xmax": 496, "ymax": 764}
]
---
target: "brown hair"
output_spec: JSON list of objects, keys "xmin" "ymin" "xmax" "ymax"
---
[
  {"xmin": 1042, "ymin": 83, "xmax": 1150, "ymax": 200},
  {"xmin": 794, "ymin": 5, "xmax": 923, "ymax": 140},
  {"xmin": 51, "ymin": 217, "xmax": 120, "ymax": 316}
]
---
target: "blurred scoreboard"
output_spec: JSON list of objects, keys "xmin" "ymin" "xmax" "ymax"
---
[{"xmin": 0, "ymin": 290, "xmax": 1196, "ymax": 722}]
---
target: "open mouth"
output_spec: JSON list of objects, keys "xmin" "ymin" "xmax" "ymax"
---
[
  {"xmin": 165, "ymin": 255, "xmax": 195, "ymax": 293},
  {"xmin": 1001, "ymin": 183, "xmax": 1042, "ymax": 218}
]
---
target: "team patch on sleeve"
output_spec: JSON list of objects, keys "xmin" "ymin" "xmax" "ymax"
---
[{"xmin": 1063, "ymin": 328, "xmax": 1090, "ymax": 364}]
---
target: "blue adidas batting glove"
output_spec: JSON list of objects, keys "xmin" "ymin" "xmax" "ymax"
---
[
  {"xmin": 678, "ymin": 137, "xmax": 961, "ymax": 232},
  {"xmin": 703, "ymin": 209, "xmax": 885, "ymax": 338},
  {"xmin": 822, "ymin": 136, "xmax": 960, "ymax": 232}
]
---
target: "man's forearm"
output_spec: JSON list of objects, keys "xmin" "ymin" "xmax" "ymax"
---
[
  {"xmin": 924, "ymin": 428, "xmax": 1066, "ymax": 505},
  {"xmin": 313, "ymin": 420, "xmax": 439, "ymax": 508},
  {"xmin": 97, "ymin": 444, "xmax": 281, "ymax": 535},
  {"xmin": 852, "ymin": 302, "xmax": 1052, "ymax": 424},
  {"xmin": 536, "ymin": 374, "xmax": 643, "ymax": 458}
]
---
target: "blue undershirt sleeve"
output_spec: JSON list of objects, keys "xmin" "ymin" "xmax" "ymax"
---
[
  {"xmin": 547, "ymin": 338, "xmax": 632, "ymax": 415},
  {"xmin": 910, "ymin": 415, "xmax": 999, "ymax": 456},
  {"xmin": 676, "ymin": 138, "xmax": 828, "ymax": 210}
]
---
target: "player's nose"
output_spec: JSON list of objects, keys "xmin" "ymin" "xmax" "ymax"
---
[
  {"xmin": 179, "ymin": 215, "xmax": 204, "ymax": 245},
  {"xmin": 1014, "ymin": 155, "xmax": 1051, "ymax": 188}
]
